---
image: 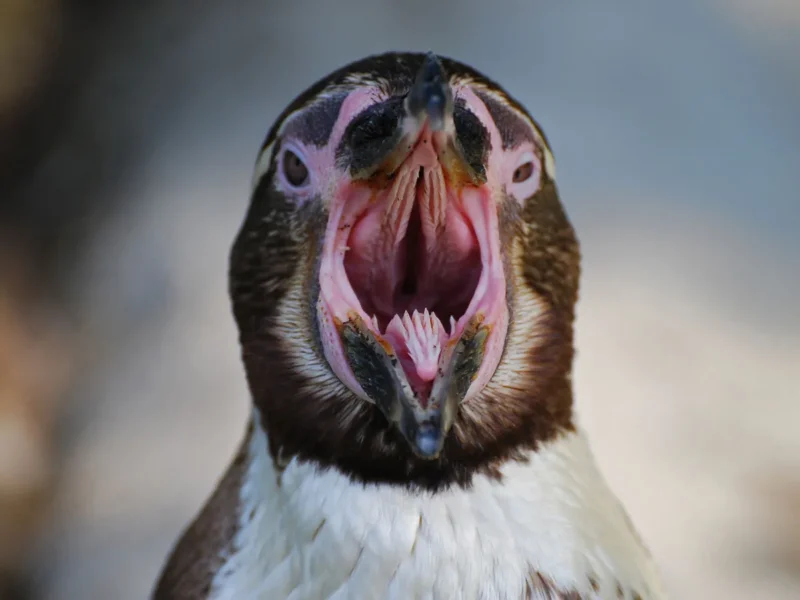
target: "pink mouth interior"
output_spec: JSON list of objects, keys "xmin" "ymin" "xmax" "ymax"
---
[
  {"xmin": 343, "ymin": 164, "xmax": 482, "ymax": 398},
  {"xmin": 318, "ymin": 136, "xmax": 508, "ymax": 405},
  {"xmin": 345, "ymin": 181, "xmax": 481, "ymax": 330}
]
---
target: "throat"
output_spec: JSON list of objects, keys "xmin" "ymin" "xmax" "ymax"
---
[
  {"xmin": 217, "ymin": 417, "xmax": 661, "ymax": 600},
  {"xmin": 344, "ymin": 166, "xmax": 481, "ymax": 329},
  {"xmin": 399, "ymin": 197, "xmax": 423, "ymax": 299}
]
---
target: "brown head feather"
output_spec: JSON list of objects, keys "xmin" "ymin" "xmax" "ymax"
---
[{"xmin": 229, "ymin": 52, "xmax": 580, "ymax": 491}]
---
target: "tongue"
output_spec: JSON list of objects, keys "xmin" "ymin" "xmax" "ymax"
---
[{"xmin": 384, "ymin": 310, "xmax": 448, "ymax": 396}]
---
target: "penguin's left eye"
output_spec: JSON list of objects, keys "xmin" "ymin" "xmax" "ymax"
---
[
  {"xmin": 507, "ymin": 150, "xmax": 541, "ymax": 202},
  {"xmin": 512, "ymin": 161, "xmax": 534, "ymax": 183},
  {"xmin": 282, "ymin": 150, "xmax": 309, "ymax": 187}
]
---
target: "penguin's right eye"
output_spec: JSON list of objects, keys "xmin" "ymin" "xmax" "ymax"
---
[{"xmin": 282, "ymin": 150, "xmax": 309, "ymax": 188}]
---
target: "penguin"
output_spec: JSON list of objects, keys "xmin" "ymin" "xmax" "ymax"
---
[{"xmin": 153, "ymin": 51, "xmax": 666, "ymax": 600}]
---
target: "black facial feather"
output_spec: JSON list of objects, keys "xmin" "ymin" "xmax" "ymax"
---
[
  {"xmin": 336, "ymin": 97, "xmax": 404, "ymax": 173},
  {"xmin": 453, "ymin": 97, "xmax": 491, "ymax": 181},
  {"xmin": 233, "ymin": 51, "xmax": 580, "ymax": 491},
  {"xmin": 281, "ymin": 92, "xmax": 349, "ymax": 148}
]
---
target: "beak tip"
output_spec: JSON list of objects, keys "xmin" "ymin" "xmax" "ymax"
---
[
  {"xmin": 418, "ymin": 51, "xmax": 446, "ymax": 85},
  {"xmin": 412, "ymin": 420, "xmax": 446, "ymax": 459}
]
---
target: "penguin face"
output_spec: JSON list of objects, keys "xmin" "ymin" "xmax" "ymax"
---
[{"xmin": 230, "ymin": 52, "xmax": 578, "ymax": 483}]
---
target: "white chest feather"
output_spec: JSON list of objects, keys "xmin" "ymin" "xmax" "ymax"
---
[{"xmin": 209, "ymin": 422, "xmax": 665, "ymax": 600}]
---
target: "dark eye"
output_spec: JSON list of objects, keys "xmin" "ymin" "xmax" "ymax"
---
[
  {"xmin": 282, "ymin": 150, "xmax": 309, "ymax": 187},
  {"xmin": 512, "ymin": 161, "xmax": 534, "ymax": 183}
]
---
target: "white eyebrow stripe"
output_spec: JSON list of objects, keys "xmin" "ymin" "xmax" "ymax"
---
[
  {"xmin": 251, "ymin": 140, "xmax": 277, "ymax": 192},
  {"xmin": 251, "ymin": 99, "xmax": 317, "ymax": 193}
]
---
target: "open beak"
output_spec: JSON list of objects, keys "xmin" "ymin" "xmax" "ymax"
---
[
  {"xmin": 352, "ymin": 52, "xmax": 486, "ymax": 189},
  {"xmin": 318, "ymin": 53, "xmax": 507, "ymax": 459}
]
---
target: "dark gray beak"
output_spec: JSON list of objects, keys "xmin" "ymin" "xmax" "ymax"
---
[
  {"xmin": 405, "ymin": 52, "xmax": 454, "ymax": 131},
  {"xmin": 344, "ymin": 52, "xmax": 485, "ymax": 186},
  {"xmin": 340, "ymin": 314, "xmax": 489, "ymax": 460}
]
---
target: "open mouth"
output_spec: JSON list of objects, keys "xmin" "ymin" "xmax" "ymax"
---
[
  {"xmin": 318, "ymin": 132, "xmax": 508, "ymax": 408},
  {"xmin": 314, "ymin": 54, "xmax": 508, "ymax": 458}
]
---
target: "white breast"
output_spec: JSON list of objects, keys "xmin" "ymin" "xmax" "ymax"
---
[{"xmin": 209, "ymin": 416, "xmax": 665, "ymax": 600}]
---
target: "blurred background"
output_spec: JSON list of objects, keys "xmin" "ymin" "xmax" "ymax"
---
[{"xmin": 0, "ymin": 0, "xmax": 798, "ymax": 598}]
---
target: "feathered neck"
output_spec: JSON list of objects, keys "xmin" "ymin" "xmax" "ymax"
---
[{"xmin": 206, "ymin": 413, "xmax": 665, "ymax": 599}]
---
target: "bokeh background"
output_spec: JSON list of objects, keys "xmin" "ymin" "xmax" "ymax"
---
[{"xmin": 0, "ymin": 1, "xmax": 798, "ymax": 598}]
